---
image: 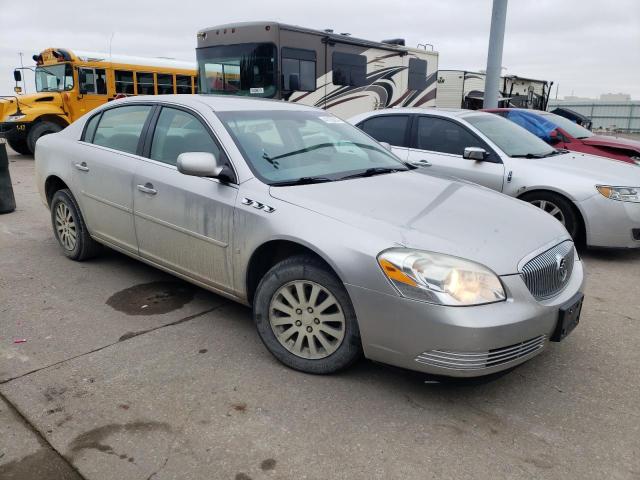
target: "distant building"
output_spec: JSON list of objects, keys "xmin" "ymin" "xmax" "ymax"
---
[
  {"xmin": 563, "ymin": 95, "xmax": 593, "ymax": 101},
  {"xmin": 599, "ymin": 92, "xmax": 632, "ymax": 101}
]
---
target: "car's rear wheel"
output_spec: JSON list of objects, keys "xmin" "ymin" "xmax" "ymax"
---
[
  {"xmin": 50, "ymin": 189, "xmax": 101, "ymax": 261},
  {"xmin": 253, "ymin": 255, "xmax": 362, "ymax": 374},
  {"xmin": 7, "ymin": 137, "xmax": 31, "ymax": 155},
  {"xmin": 521, "ymin": 191, "xmax": 579, "ymax": 239},
  {"xmin": 27, "ymin": 121, "xmax": 63, "ymax": 154}
]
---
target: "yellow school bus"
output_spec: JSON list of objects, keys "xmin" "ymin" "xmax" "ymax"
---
[{"xmin": 0, "ymin": 48, "xmax": 197, "ymax": 155}]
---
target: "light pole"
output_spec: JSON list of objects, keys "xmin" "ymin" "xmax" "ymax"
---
[{"xmin": 483, "ymin": 0, "xmax": 508, "ymax": 108}]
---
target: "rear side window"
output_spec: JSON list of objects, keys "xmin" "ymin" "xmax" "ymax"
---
[
  {"xmin": 282, "ymin": 47, "xmax": 316, "ymax": 91},
  {"xmin": 332, "ymin": 52, "xmax": 366, "ymax": 87},
  {"xmin": 115, "ymin": 70, "xmax": 134, "ymax": 94},
  {"xmin": 150, "ymin": 107, "xmax": 222, "ymax": 166},
  {"xmin": 82, "ymin": 114, "xmax": 101, "ymax": 142},
  {"xmin": 92, "ymin": 105, "xmax": 152, "ymax": 154},
  {"xmin": 415, "ymin": 116, "xmax": 486, "ymax": 155},
  {"xmin": 359, "ymin": 115, "xmax": 409, "ymax": 147},
  {"xmin": 407, "ymin": 58, "xmax": 427, "ymax": 90},
  {"xmin": 176, "ymin": 75, "xmax": 192, "ymax": 94},
  {"xmin": 157, "ymin": 74, "xmax": 174, "ymax": 95},
  {"xmin": 136, "ymin": 72, "xmax": 154, "ymax": 95}
]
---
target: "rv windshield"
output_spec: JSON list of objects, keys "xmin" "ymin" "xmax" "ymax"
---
[
  {"xmin": 197, "ymin": 43, "xmax": 277, "ymax": 98},
  {"xmin": 35, "ymin": 64, "xmax": 74, "ymax": 92}
]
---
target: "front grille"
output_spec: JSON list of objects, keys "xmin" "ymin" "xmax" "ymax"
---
[
  {"xmin": 521, "ymin": 241, "xmax": 575, "ymax": 300},
  {"xmin": 415, "ymin": 335, "xmax": 547, "ymax": 371}
]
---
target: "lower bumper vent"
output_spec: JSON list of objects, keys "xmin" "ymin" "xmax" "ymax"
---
[{"xmin": 415, "ymin": 335, "xmax": 547, "ymax": 371}]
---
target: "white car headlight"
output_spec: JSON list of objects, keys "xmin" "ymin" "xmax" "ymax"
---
[
  {"xmin": 596, "ymin": 185, "xmax": 640, "ymax": 203},
  {"xmin": 8, "ymin": 114, "xmax": 26, "ymax": 121},
  {"xmin": 377, "ymin": 248, "xmax": 506, "ymax": 306}
]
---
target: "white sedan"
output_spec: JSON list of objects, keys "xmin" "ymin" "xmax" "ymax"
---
[{"xmin": 350, "ymin": 108, "xmax": 640, "ymax": 248}]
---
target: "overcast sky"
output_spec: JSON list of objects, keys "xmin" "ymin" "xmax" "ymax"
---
[{"xmin": 1, "ymin": 0, "xmax": 638, "ymax": 99}]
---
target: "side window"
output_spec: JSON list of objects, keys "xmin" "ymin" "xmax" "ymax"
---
[
  {"xmin": 150, "ymin": 107, "xmax": 222, "ymax": 166},
  {"xmin": 407, "ymin": 58, "xmax": 427, "ymax": 91},
  {"xmin": 176, "ymin": 75, "xmax": 192, "ymax": 94},
  {"xmin": 193, "ymin": 77, "xmax": 198, "ymax": 93},
  {"xmin": 359, "ymin": 115, "xmax": 409, "ymax": 147},
  {"xmin": 92, "ymin": 105, "xmax": 152, "ymax": 154},
  {"xmin": 157, "ymin": 74, "xmax": 174, "ymax": 94},
  {"xmin": 415, "ymin": 116, "xmax": 486, "ymax": 155},
  {"xmin": 82, "ymin": 113, "xmax": 101, "ymax": 142},
  {"xmin": 332, "ymin": 52, "xmax": 367, "ymax": 87},
  {"xmin": 95, "ymin": 69, "xmax": 107, "ymax": 94},
  {"xmin": 79, "ymin": 68, "xmax": 96, "ymax": 94},
  {"xmin": 282, "ymin": 47, "xmax": 316, "ymax": 91},
  {"xmin": 115, "ymin": 70, "xmax": 134, "ymax": 95},
  {"xmin": 136, "ymin": 72, "xmax": 155, "ymax": 95}
]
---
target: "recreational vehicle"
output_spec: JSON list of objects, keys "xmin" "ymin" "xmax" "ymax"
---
[
  {"xmin": 196, "ymin": 22, "xmax": 439, "ymax": 119},
  {"xmin": 434, "ymin": 69, "xmax": 552, "ymax": 110}
]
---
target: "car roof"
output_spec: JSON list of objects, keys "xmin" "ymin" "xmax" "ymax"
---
[
  {"xmin": 110, "ymin": 94, "xmax": 321, "ymax": 113},
  {"xmin": 349, "ymin": 107, "xmax": 494, "ymax": 123}
]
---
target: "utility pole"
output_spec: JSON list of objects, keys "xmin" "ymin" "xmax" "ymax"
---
[
  {"xmin": 19, "ymin": 52, "xmax": 26, "ymax": 94},
  {"xmin": 483, "ymin": 0, "xmax": 508, "ymax": 108}
]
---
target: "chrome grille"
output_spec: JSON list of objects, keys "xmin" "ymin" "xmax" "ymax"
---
[
  {"xmin": 521, "ymin": 241, "xmax": 574, "ymax": 300},
  {"xmin": 415, "ymin": 335, "xmax": 547, "ymax": 371}
]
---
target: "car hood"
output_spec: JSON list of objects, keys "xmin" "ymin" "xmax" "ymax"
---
[
  {"xmin": 582, "ymin": 135, "xmax": 640, "ymax": 154},
  {"xmin": 533, "ymin": 151, "xmax": 640, "ymax": 184},
  {"xmin": 269, "ymin": 171, "xmax": 569, "ymax": 275}
]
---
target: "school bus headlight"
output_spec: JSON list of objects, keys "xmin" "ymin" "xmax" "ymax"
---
[{"xmin": 8, "ymin": 114, "xmax": 26, "ymax": 121}]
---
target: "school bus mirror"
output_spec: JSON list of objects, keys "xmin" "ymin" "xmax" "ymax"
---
[
  {"xmin": 13, "ymin": 70, "xmax": 22, "ymax": 82},
  {"xmin": 14, "ymin": 86, "xmax": 22, "ymax": 94}
]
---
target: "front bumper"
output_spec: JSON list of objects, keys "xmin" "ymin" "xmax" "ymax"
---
[
  {"xmin": 346, "ymin": 259, "xmax": 585, "ymax": 377},
  {"xmin": 578, "ymin": 194, "xmax": 640, "ymax": 249}
]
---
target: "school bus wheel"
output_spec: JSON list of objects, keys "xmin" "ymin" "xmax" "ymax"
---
[{"xmin": 27, "ymin": 121, "xmax": 64, "ymax": 154}]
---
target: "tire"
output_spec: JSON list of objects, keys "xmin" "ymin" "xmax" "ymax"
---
[
  {"xmin": 7, "ymin": 137, "xmax": 31, "ymax": 155},
  {"xmin": 253, "ymin": 255, "xmax": 362, "ymax": 374},
  {"xmin": 27, "ymin": 120, "xmax": 63, "ymax": 154},
  {"xmin": 520, "ymin": 191, "xmax": 580, "ymax": 239},
  {"xmin": 50, "ymin": 189, "xmax": 101, "ymax": 261}
]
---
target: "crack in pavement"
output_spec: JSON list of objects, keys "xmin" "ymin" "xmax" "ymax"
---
[{"xmin": 0, "ymin": 302, "xmax": 228, "ymax": 386}]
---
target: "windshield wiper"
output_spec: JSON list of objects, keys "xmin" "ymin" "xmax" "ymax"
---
[
  {"xmin": 270, "ymin": 176, "xmax": 334, "ymax": 186},
  {"xmin": 512, "ymin": 150, "xmax": 564, "ymax": 159},
  {"xmin": 338, "ymin": 167, "xmax": 403, "ymax": 180}
]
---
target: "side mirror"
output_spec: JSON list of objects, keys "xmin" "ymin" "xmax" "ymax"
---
[
  {"xmin": 548, "ymin": 130, "xmax": 562, "ymax": 144},
  {"xmin": 379, "ymin": 141, "xmax": 392, "ymax": 151},
  {"xmin": 13, "ymin": 70, "xmax": 22, "ymax": 82},
  {"xmin": 463, "ymin": 147, "xmax": 488, "ymax": 161},
  {"xmin": 177, "ymin": 152, "xmax": 223, "ymax": 177},
  {"xmin": 79, "ymin": 85, "xmax": 88, "ymax": 95},
  {"xmin": 288, "ymin": 74, "xmax": 300, "ymax": 91}
]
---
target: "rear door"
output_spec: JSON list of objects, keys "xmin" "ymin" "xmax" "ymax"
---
[
  {"xmin": 407, "ymin": 115, "xmax": 505, "ymax": 191},
  {"xmin": 133, "ymin": 105, "xmax": 238, "ymax": 292},
  {"xmin": 72, "ymin": 104, "xmax": 153, "ymax": 252},
  {"xmin": 357, "ymin": 114, "xmax": 411, "ymax": 161}
]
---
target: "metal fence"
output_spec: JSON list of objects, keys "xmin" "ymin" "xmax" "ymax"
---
[{"xmin": 547, "ymin": 101, "xmax": 640, "ymax": 133}]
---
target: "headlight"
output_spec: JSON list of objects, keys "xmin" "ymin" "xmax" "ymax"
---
[
  {"xmin": 377, "ymin": 248, "xmax": 506, "ymax": 306},
  {"xmin": 8, "ymin": 114, "xmax": 26, "ymax": 121},
  {"xmin": 596, "ymin": 185, "xmax": 640, "ymax": 203}
]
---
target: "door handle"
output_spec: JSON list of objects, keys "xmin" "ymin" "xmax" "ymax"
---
[
  {"xmin": 137, "ymin": 183, "xmax": 157, "ymax": 195},
  {"xmin": 411, "ymin": 159, "xmax": 432, "ymax": 167},
  {"xmin": 74, "ymin": 162, "xmax": 89, "ymax": 172}
]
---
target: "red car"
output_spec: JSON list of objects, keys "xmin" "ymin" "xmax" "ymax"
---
[{"xmin": 483, "ymin": 108, "xmax": 640, "ymax": 166}]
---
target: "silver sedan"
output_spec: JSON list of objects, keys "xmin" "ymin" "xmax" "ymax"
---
[
  {"xmin": 35, "ymin": 95, "xmax": 584, "ymax": 377},
  {"xmin": 350, "ymin": 108, "xmax": 640, "ymax": 249}
]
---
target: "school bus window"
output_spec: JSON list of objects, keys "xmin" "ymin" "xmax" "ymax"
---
[
  {"xmin": 193, "ymin": 77, "xmax": 198, "ymax": 93},
  {"xmin": 96, "ymin": 69, "xmax": 107, "ymax": 94},
  {"xmin": 35, "ymin": 63, "xmax": 74, "ymax": 92},
  {"xmin": 79, "ymin": 68, "xmax": 108, "ymax": 95},
  {"xmin": 157, "ymin": 74, "xmax": 174, "ymax": 94},
  {"xmin": 137, "ymin": 72, "xmax": 155, "ymax": 95},
  {"xmin": 176, "ymin": 75, "xmax": 192, "ymax": 94},
  {"xmin": 115, "ymin": 70, "xmax": 134, "ymax": 95}
]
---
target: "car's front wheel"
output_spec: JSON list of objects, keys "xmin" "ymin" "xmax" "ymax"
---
[
  {"xmin": 50, "ymin": 189, "xmax": 101, "ymax": 261},
  {"xmin": 521, "ymin": 191, "xmax": 579, "ymax": 239},
  {"xmin": 253, "ymin": 255, "xmax": 362, "ymax": 374}
]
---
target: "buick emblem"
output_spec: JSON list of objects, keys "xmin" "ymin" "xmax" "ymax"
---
[{"xmin": 555, "ymin": 253, "xmax": 568, "ymax": 282}]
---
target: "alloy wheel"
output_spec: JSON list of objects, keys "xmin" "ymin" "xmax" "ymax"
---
[
  {"xmin": 54, "ymin": 202, "xmax": 77, "ymax": 251},
  {"xmin": 269, "ymin": 280, "xmax": 346, "ymax": 360},
  {"xmin": 530, "ymin": 199, "xmax": 566, "ymax": 225}
]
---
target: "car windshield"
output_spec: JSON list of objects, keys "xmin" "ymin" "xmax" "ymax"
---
[
  {"xmin": 197, "ymin": 43, "xmax": 277, "ymax": 98},
  {"xmin": 465, "ymin": 113, "xmax": 557, "ymax": 158},
  {"xmin": 217, "ymin": 110, "xmax": 410, "ymax": 184},
  {"xmin": 539, "ymin": 112, "xmax": 594, "ymax": 139},
  {"xmin": 35, "ymin": 64, "xmax": 74, "ymax": 92}
]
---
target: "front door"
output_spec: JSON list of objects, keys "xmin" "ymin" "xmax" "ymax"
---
[
  {"xmin": 408, "ymin": 115, "xmax": 505, "ymax": 191},
  {"xmin": 72, "ymin": 104, "xmax": 153, "ymax": 252},
  {"xmin": 133, "ymin": 106, "xmax": 238, "ymax": 292}
]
